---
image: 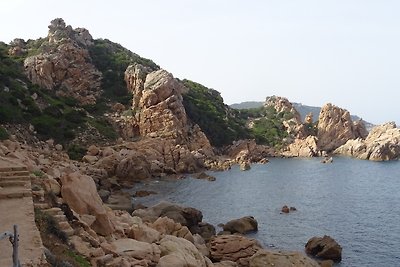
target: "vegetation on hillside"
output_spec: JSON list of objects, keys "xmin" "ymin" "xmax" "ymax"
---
[
  {"xmin": 89, "ymin": 38, "xmax": 159, "ymax": 105},
  {"xmin": 182, "ymin": 79, "xmax": 250, "ymax": 147},
  {"xmin": 0, "ymin": 42, "xmax": 117, "ymax": 147}
]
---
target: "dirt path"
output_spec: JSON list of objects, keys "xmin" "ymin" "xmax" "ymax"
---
[{"xmin": 0, "ymin": 157, "xmax": 45, "ymax": 267}]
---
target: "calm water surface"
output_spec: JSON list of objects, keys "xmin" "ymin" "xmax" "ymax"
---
[{"xmin": 132, "ymin": 157, "xmax": 400, "ymax": 267}]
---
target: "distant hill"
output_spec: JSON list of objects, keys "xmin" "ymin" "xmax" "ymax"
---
[
  {"xmin": 230, "ymin": 101, "xmax": 263, "ymax": 110},
  {"xmin": 230, "ymin": 101, "xmax": 374, "ymax": 129}
]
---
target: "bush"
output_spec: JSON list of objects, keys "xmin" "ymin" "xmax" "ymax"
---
[
  {"xmin": 67, "ymin": 144, "xmax": 86, "ymax": 161},
  {"xmin": 88, "ymin": 118, "xmax": 117, "ymax": 140},
  {"xmin": 0, "ymin": 126, "xmax": 9, "ymax": 140}
]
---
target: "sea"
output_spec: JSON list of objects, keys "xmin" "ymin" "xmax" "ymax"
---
[{"xmin": 131, "ymin": 157, "xmax": 400, "ymax": 267}]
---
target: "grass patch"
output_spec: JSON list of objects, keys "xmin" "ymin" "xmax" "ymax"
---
[
  {"xmin": 65, "ymin": 250, "xmax": 91, "ymax": 267},
  {"xmin": 0, "ymin": 126, "xmax": 9, "ymax": 140},
  {"xmin": 88, "ymin": 118, "xmax": 117, "ymax": 140}
]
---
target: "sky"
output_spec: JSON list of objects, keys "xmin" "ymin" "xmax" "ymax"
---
[{"xmin": 1, "ymin": 0, "xmax": 399, "ymax": 124}]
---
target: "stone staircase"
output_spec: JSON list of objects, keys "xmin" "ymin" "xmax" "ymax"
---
[
  {"xmin": 41, "ymin": 207, "xmax": 75, "ymax": 237},
  {"xmin": 0, "ymin": 158, "xmax": 45, "ymax": 266},
  {"xmin": 0, "ymin": 165, "xmax": 31, "ymax": 199}
]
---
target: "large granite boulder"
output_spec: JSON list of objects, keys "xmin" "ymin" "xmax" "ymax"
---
[
  {"xmin": 24, "ymin": 18, "xmax": 102, "ymax": 105},
  {"xmin": 132, "ymin": 201, "xmax": 203, "ymax": 230},
  {"xmin": 222, "ymin": 216, "xmax": 258, "ymax": 234},
  {"xmin": 334, "ymin": 122, "xmax": 400, "ymax": 161},
  {"xmin": 317, "ymin": 103, "xmax": 365, "ymax": 152},
  {"xmin": 210, "ymin": 235, "xmax": 262, "ymax": 266},
  {"xmin": 249, "ymin": 250, "xmax": 320, "ymax": 267},
  {"xmin": 150, "ymin": 217, "xmax": 194, "ymax": 243},
  {"xmin": 283, "ymin": 136, "xmax": 319, "ymax": 157},
  {"xmin": 60, "ymin": 171, "xmax": 114, "ymax": 235},
  {"xmin": 110, "ymin": 238, "xmax": 161, "ymax": 265},
  {"xmin": 305, "ymin": 235, "xmax": 342, "ymax": 261},
  {"xmin": 157, "ymin": 235, "xmax": 210, "ymax": 267}
]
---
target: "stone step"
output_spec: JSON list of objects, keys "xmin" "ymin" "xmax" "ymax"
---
[
  {"xmin": 0, "ymin": 180, "xmax": 28, "ymax": 187},
  {"xmin": 0, "ymin": 166, "xmax": 27, "ymax": 172},
  {"xmin": 0, "ymin": 175, "xmax": 30, "ymax": 181},
  {"xmin": 42, "ymin": 207, "xmax": 63, "ymax": 216},
  {"xmin": 0, "ymin": 170, "xmax": 30, "ymax": 177},
  {"xmin": 33, "ymin": 203, "xmax": 50, "ymax": 210},
  {"xmin": 58, "ymin": 221, "xmax": 74, "ymax": 236},
  {"xmin": 0, "ymin": 187, "xmax": 32, "ymax": 199},
  {"xmin": 53, "ymin": 214, "xmax": 67, "ymax": 223}
]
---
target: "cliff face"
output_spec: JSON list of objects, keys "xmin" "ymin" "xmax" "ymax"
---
[
  {"xmin": 124, "ymin": 64, "xmax": 213, "ymax": 155},
  {"xmin": 24, "ymin": 18, "xmax": 102, "ymax": 105},
  {"xmin": 317, "ymin": 103, "xmax": 367, "ymax": 152}
]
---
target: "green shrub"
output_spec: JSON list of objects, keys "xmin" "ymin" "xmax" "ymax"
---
[
  {"xmin": 88, "ymin": 118, "xmax": 117, "ymax": 140},
  {"xmin": 65, "ymin": 250, "xmax": 90, "ymax": 267},
  {"xmin": 0, "ymin": 126, "xmax": 9, "ymax": 140},
  {"xmin": 64, "ymin": 109, "xmax": 86, "ymax": 124},
  {"xmin": 67, "ymin": 144, "xmax": 86, "ymax": 161}
]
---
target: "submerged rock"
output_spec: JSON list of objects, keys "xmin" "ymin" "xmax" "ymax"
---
[{"xmin": 249, "ymin": 250, "xmax": 320, "ymax": 267}]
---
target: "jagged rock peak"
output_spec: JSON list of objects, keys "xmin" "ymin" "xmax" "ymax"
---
[
  {"xmin": 124, "ymin": 64, "xmax": 212, "ymax": 153},
  {"xmin": 48, "ymin": 18, "xmax": 93, "ymax": 47},
  {"xmin": 264, "ymin": 95, "xmax": 302, "ymax": 123},
  {"xmin": 264, "ymin": 95, "xmax": 306, "ymax": 139},
  {"xmin": 23, "ymin": 18, "xmax": 101, "ymax": 105},
  {"xmin": 317, "ymin": 103, "xmax": 366, "ymax": 152}
]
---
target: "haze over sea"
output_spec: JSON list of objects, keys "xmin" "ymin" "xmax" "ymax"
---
[{"xmin": 134, "ymin": 157, "xmax": 400, "ymax": 267}]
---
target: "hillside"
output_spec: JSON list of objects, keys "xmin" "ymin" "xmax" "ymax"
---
[{"xmin": 231, "ymin": 100, "xmax": 374, "ymax": 128}]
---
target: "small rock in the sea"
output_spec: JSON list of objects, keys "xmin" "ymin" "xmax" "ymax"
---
[
  {"xmin": 194, "ymin": 172, "xmax": 216, "ymax": 181},
  {"xmin": 281, "ymin": 205, "xmax": 290, "ymax": 213},
  {"xmin": 290, "ymin": 206, "xmax": 297, "ymax": 211},
  {"xmin": 239, "ymin": 161, "xmax": 251, "ymax": 171},
  {"xmin": 305, "ymin": 235, "xmax": 342, "ymax": 261},
  {"xmin": 321, "ymin": 157, "xmax": 333, "ymax": 164}
]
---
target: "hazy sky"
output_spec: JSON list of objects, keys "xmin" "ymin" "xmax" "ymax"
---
[{"xmin": 1, "ymin": 0, "xmax": 399, "ymax": 124}]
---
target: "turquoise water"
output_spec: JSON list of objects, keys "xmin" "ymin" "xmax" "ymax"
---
[{"xmin": 133, "ymin": 157, "xmax": 400, "ymax": 266}]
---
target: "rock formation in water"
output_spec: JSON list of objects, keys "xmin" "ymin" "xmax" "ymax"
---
[
  {"xmin": 334, "ymin": 122, "xmax": 400, "ymax": 161},
  {"xmin": 317, "ymin": 103, "xmax": 367, "ymax": 152},
  {"xmin": 24, "ymin": 18, "xmax": 102, "ymax": 105}
]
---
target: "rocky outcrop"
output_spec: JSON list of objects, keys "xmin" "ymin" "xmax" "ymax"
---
[
  {"xmin": 317, "ymin": 103, "xmax": 366, "ymax": 152},
  {"xmin": 225, "ymin": 139, "xmax": 274, "ymax": 163},
  {"xmin": 132, "ymin": 201, "xmax": 202, "ymax": 229},
  {"xmin": 222, "ymin": 216, "xmax": 258, "ymax": 234},
  {"xmin": 249, "ymin": 250, "xmax": 320, "ymax": 267},
  {"xmin": 210, "ymin": 235, "xmax": 262, "ymax": 266},
  {"xmin": 60, "ymin": 171, "xmax": 115, "ymax": 235},
  {"xmin": 282, "ymin": 136, "xmax": 319, "ymax": 157},
  {"xmin": 24, "ymin": 18, "xmax": 102, "ymax": 105},
  {"xmin": 124, "ymin": 64, "xmax": 213, "ymax": 154},
  {"xmin": 305, "ymin": 235, "xmax": 342, "ymax": 262},
  {"xmin": 264, "ymin": 96, "xmax": 306, "ymax": 139},
  {"xmin": 334, "ymin": 122, "xmax": 400, "ymax": 161}
]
